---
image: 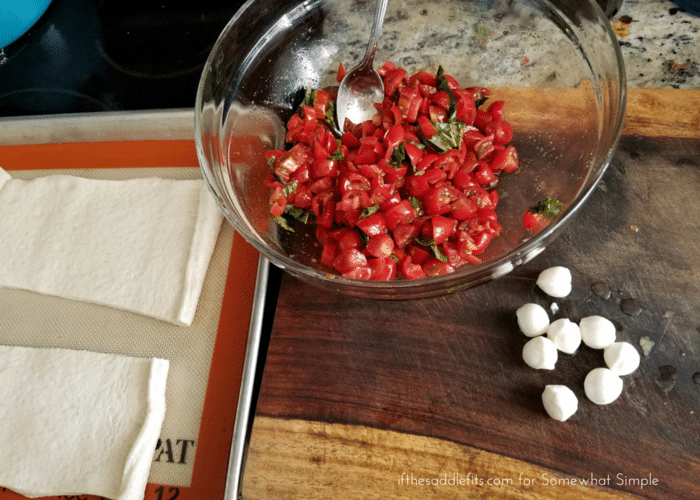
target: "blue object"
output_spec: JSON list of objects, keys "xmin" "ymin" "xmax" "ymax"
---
[
  {"xmin": 0, "ymin": 0, "xmax": 53, "ymax": 47},
  {"xmin": 674, "ymin": 0, "xmax": 700, "ymax": 16}
]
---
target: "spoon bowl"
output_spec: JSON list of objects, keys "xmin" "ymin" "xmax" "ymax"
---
[{"xmin": 336, "ymin": 0, "xmax": 388, "ymax": 132}]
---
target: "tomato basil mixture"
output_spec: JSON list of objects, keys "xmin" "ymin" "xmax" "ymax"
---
[{"xmin": 265, "ymin": 62, "xmax": 520, "ymax": 280}]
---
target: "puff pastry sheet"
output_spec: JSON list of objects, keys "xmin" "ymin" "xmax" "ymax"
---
[
  {"xmin": 0, "ymin": 345, "xmax": 169, "ymax": 500},
  {"xmin": 0, "ymin": 168, "xmax": 223, "ymax": 326}
]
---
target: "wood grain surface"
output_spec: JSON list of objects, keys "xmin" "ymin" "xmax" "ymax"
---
[{"xmin": 242, "ymin": 90, "xmax": 700, "ymax": 500}]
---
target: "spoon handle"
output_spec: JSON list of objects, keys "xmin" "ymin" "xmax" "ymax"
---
[{"xmin": 361, "ymin": 0, "xmax": 389, "ymax": 67}]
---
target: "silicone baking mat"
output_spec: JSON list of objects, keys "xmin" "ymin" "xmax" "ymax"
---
[{"xmin": 0, "ymin": 140, "xmax": 260, "ymax": 500}]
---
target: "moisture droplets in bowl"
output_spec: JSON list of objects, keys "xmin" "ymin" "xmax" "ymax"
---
[{"xmin": 195, "ymin": 0, "xmax": 626, "ymax": 299}]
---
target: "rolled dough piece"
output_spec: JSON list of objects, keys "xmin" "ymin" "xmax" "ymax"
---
[
  {"xmin": 0, "ymin": 345, "xmax": 169, "ymax": 500},
  {"xmin": 0, "ymin": 168, "xmax": 223, "ymax": 325}
]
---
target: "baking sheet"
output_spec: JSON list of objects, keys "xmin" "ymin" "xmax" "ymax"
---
[{"xmin": 0, "ymin": 128, "xmax": 265, "ymax": 500}]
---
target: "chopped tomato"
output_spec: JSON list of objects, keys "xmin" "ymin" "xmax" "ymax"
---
[
  {"xmin": 422, "ymin": 258, "xmax": 455, "ymax": 277},
  {"xmin": 336, "ymin": 62, "xmax": 346, "ymax": 83},
  {"xmin": 366, "ymin": 233, "xmax": 395, "ymax": 258},
  {"xmin": 368, "ymin": 256, "xmax": 398, "ymax": 280},
  {"xmin": 384, "ymin": 199, "xmax": 415, "ymax": 231},
  {"xmin": 269, "ymin": 185, "xmax": 287, "ymax": 218},
  {"xmin": 401, "ymin": 257, "xmax": 426, "ymax": 280},
  {"xmin": 333, "ymin": 248, "xmax": 368, "ymax": 275},
  {"xmin": 356, "ymin": 212, "xmax": 388, "ymax": 237}
]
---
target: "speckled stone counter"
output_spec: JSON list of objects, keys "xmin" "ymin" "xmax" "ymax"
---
[
  {"xmin": 327, "ymin": 0, "xmax": 698, "ymax": 95},
  {"xmin": 613, "ymin": 0, "xmax": 699, "ymax": 88}
]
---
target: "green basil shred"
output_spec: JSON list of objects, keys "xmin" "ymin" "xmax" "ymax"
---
[
  {"xmin": 529, "ymin": 196, "xmax": 564, "ymax": 218},
  {"xmin": 360, "ymin": 204, "xmax": 380, "ymax": 218}
]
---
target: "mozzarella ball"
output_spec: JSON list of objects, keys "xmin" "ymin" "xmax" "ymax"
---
[
  {"xmin": 516, "ymin": 303, "xmax": 550, "ymax": 337},
  {"xmin": 522, "ymin": 336, "xmax": 558, "ymax": 370},
  {"xmin": 584, "ymin": 367, "xmax": 623, "ymax": 405},
  {"xmin": 580, "ymin": 315, "xmax": 616, "ymax": 349},
  {"xmin": 546, "ymin": 318, "xmax": 582, "ymax": 354},
  {"xmin": 604, "ymin": 342, "xmax": 641, "ymax": 376},
  {"xmin": 542, "ymin": 385, "xmax": 578, "ymax": 421},
  {"xmin": 536, "ymin": 266, "xmax": 572, "ymax": 298}
]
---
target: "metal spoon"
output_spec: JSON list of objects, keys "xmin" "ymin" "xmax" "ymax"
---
[{"xmin": 336, "ymin": 0, "xmax": 389, "ymax": 132}]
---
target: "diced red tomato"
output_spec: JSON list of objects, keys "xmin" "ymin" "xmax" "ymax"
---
[
  {"xmin": 490, "ymin": 145, "xmax": 519, "ymax": 173},
  {"xmin": 487, "ymin": 100, "xmax": 505, "ymax": 120},
  {"xmin": 333, "ymin": 248, "xmax": 368, "ymax": 274},
  {"xmin": 344, "ymin": 266, "xmax": 373, "ymax": 280},
  {"xmin": 423, "ymin": 185, "xmax": 457, "ymax": 216},
  {"xmin": 523, "ymin": 211, "xmax": 542, "ymax": 230},
  {"xmin": 383, "ymin": 67, "xmax": 409, "ymax": 96},
  {"xmin": 383, "ymin": 124, "xmax": 405, "ymax": 154},
  {"xmin": 356, "ymin": 212, "xmax": 388, "ymax": 237},
  {"xmin": 392, "ymin": 223, "xmax": 419, "ymax": 248},
  {"xmin": 321, "ymin": 240, "xmax": 338, "ymax": 266},
  {"xmin": 429, "ymin": 215, "xmax": 456, "ymax": 244},
  {"xmin": 401, "ymin": 257, "xmax": 426, "ymax": 280},
  {"xmin": 485, "ymin": 119, "xmax": 513, "ymax": 146},
  {"xmin": 474, "ymin": 162, "xmax": 496, "ymax": 185},
  {"xmin": 366, "ymin": 233, "xmax": 395, "ymax": 258},
  {"xmin": 417, "ymin": 115, "xmax": 437, "ymax": 138},
  {"xmin": 403, "ymin": 142, "xmax": 424, "ymax": 167},
  {"xmin": 336, "ymin": 62, "xmax": 346, "ymax": 83},
  {"xmin": 384, "ymin": 199, "xmax": 415, "ymax": 231},
  {"xmin": 422, "ymin": 258, "xmax": 455, "ymax": 277},
  {"xmin": 268, "ymin": 185, "xmax": 287, "ymax": 218},
  {"xmin": 368, "ymin": 256, "xmax": 398, "ymax": 280},
  {"xmin": 337, "ymin": 228, "xmax": 364, "ymax": 251}
]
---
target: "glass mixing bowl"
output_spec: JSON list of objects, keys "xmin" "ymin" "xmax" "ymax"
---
[{"xmin": 195, "ymin": 0, "xmax": 626, "ymax": 299}]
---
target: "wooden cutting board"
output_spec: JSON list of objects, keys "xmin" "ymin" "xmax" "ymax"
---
[{"xmin": 241, "ymin": 89, "xmax": 700, "ymax": 500}]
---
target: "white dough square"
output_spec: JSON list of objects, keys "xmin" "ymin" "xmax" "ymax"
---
[
  {"xmin": 0, "ymin": 345, "xmax": 169, "ymax": 500},
  {"xmin": 0, "ymin": 168, "xmax": 223, "ymax": 325}
]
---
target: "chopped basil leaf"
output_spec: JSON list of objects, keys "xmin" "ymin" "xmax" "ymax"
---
[
  {"xmin": 328, "ymin": 139, "xmax": 344, "ymax": 162},
  {"xmin": 273, "ymin": 215, "xmax": 295, "ymax": 232},
  {"xmin": 415, "ymin": 235, "xmax": 435, "ymax": 247},
  {"xmin": 283, "ymin": 180, "xmax": 298, "ymax": 197},
  {"xmin": 390, "ymin": 143, "xmax": 407, "ymax": 168},
  {"xmin": 360, "ymin": 204, "xmax": 380, "ymax": 218},
  {"xmin": 298, "ymin": 87, "xmax": 317, "ymax": 114},
  {"xmin": 423, "ymin": 121, "xmax": 466, "ymax": 152},
  {"xmin": 285, "ymin": 205, "xmax": 310, "ymax": 223},
  {"xmin": 409, "ymin": 196, "xmax": 424, "ymax": 215},
  {"xmin": 436, "ymin": 66, "xmax": 458, "ymax": 118},
  {"xmin": 529, "ymin": 196, "xmax": 564, "ymax": 218},
  {"xmin": 431, "ymin": 244, "xmax": 448, "ymax": 262},
  {"xmin": 274, "ymin": 205, "xmax": 311, "ymax": 232},
  {"xmin": 325, "ymin": 99, "xmax": 338, "ymax": 131}
]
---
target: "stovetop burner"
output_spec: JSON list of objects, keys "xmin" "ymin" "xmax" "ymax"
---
[{"xmin": 0, "ymin": 0, "xmax": 243, "ymax": 117}]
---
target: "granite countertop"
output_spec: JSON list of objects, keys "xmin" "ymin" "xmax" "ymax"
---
[
  {"xmin": 333, "ymin": 0, "xmax": 700, "ymax": 93},
  {"xmin": 614, "ymin": 0, "xmax": 699, "ymax": 88}
]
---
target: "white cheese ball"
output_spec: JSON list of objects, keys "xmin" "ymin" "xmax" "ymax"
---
[
  {"xmin": 542, "ymin": 385, "xmax": 578, "ymax": 421},
  {"xmin": 580, "ymin": 315, "xmax": 616, "ymax": 349},
  {"xmin": 584, "ymin": 367, "xmax": 623, "ymax": 405},
  {"xmin": 522, "ymin": 336, "xmax": 558, "ymax": 370},
  {"xmin": 516, "ymin": 303, "xmax": 550, "ymax": 337},
  {"xmin": 536, "ymin": 266, "xmax": 572, "ymax": 298},
  {"xmin": 604, "ymin": 342, "xmax": 641, "ymax": 376},
  {"xmin": 546, "ymin": 318, "xmax": 582, "ymax": 354}
]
